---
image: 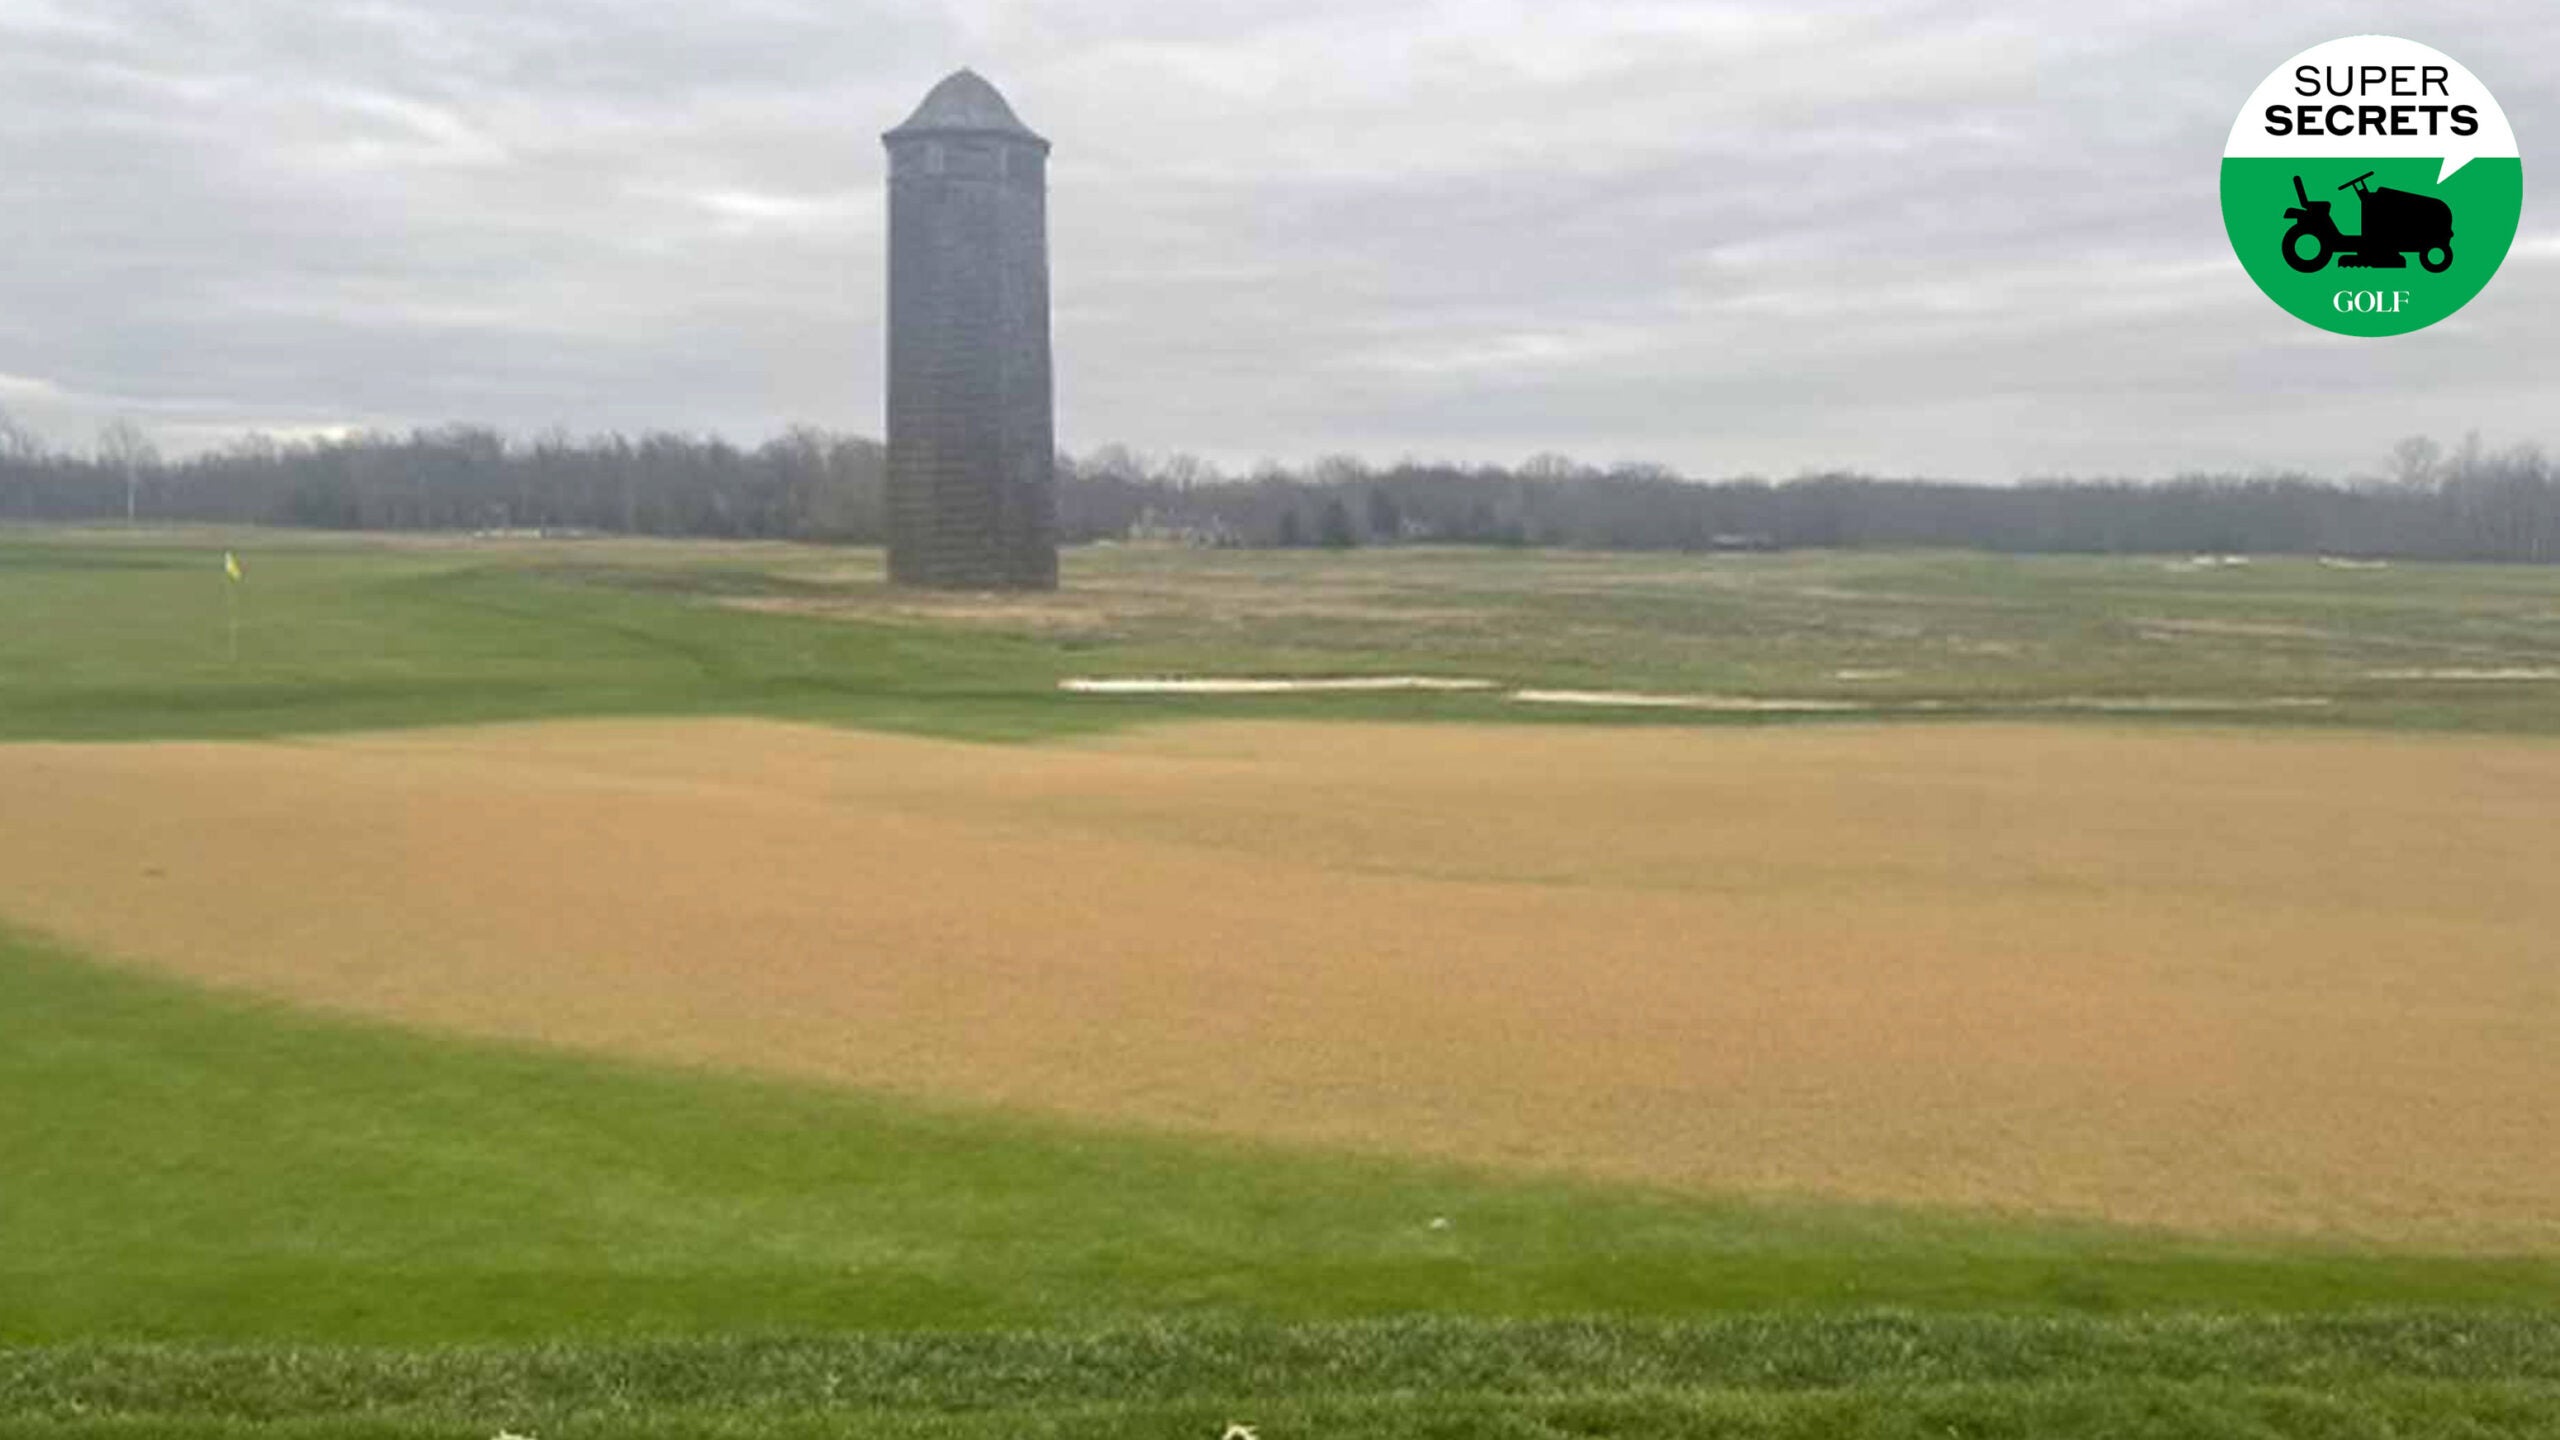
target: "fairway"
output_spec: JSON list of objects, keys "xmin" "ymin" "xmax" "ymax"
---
[
  {"xmin": 11, "ymin": 533, "xmax": 2560, "ymax": 741},
  {"xmin": 6, "ymin": 533, "xmax": 2557, "ymax": 1437},
  {"xmin": 8, "ymin": 5, "xmax": 2560, "ymax": 1426},
  {"xmin": 6, "ymin": 716, "xmax": 2553, "ymax": 1248}
]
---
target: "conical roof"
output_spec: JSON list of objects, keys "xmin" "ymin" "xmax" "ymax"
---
[{"xmin": 884, "ymin": 69, "xmax": 1047, "ymax": 148}]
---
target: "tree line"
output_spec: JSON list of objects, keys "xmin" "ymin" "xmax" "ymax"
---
[{"xmin": 2, "ymin": 410, "xmax": 2553, "ymax": 564}]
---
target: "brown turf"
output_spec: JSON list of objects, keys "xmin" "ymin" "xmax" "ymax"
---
[{"xmin": 2, "ymin": 719, "xmax": 2554, "ymax": 1247}]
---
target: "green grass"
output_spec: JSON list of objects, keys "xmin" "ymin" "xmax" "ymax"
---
[
  {"xmin": 8, "ymin": 527, "xmax": 2560, "ymax": 1434},
  {"xmin": 3, "ymin": 928, "xmax": 2555, "ymax": 1435},
  {"xmin": 12, "ymin": 927, "xmax": 2551, "ymax": 1347},
  {"xmin": 6, "ymin": 527, "xmax": 2560, "ymax": 741},
  {"xmin": 0, "ymin": 531, "xmax": 1088, "ymax": 742},
  {"xmin": 7, "ymin": 1315, "xmax": 2558, "ymax": 1438}
]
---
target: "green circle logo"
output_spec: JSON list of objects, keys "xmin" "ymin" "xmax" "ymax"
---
[{"xmin": 2222, "ymin": 36, "xmax": 2522, "ymax": 336}]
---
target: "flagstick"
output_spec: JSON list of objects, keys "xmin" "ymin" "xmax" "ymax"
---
[{"xmin": 226, "ymin": 582, "xmax": 238, "ymax": 665}]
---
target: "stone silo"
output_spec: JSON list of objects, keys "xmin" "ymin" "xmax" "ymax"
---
[{"xmin": 882, "ymin": 69, "xmax": 1057, "ymax": 589}]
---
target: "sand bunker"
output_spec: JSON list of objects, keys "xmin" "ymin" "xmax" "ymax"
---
[
  {"xmin": 1509, "ymin": 690, "xmax": 1870, "ymax": 712},
  {"xmin": 1060, "ymin": 676, "xmax": 1499, "ymax": 694},
  {"xmin": 2033, "ymin": 695, "xmax": 2335, "ymax": 712},
  {"xmin": 3, "ymin": 719, "xmax": 2556, "ymax": 1247},
  {"xmin": 2365, "ymin": 667, "xmax": 2560, "ymax": 682},
  {"xmin": 1504, "ymin": 690, "xmax": 2335, "ymax": 714}
]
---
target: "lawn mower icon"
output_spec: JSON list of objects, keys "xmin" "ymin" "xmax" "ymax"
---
[{"xmin": 2281, "ymin": 173, "xmax": 2453, "ymax": 275}]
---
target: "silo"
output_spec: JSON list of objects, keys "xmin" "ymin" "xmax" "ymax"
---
[{"xmin": 882, "ymin": 69, "xmax": 1057, "ymax": 589}]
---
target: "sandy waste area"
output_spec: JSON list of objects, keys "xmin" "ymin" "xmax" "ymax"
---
[{"xmin": 3, "ymin": 718, "xmax": 2555, "ymax": 1246}]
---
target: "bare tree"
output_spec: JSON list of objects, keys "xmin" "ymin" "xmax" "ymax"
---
[
  {"xmin": 3, "ymin": 417, "xmax": 2552, "ymax": 564},
  {"xmin": 0, "ymin": 404, "xmax": 39, "ymax": 462},
  {"xmin": 0, "ymin": 405, "xmax": 40, "ymax": 520},
  {"xmin": 1083, "ymin": 443, "xmax": 1149, "ymax": 484},
  {"xmin": 1310, "ymin": 453, "xmax": 1370, "ymax": 488},
  {"xmin": 1158, "ymin": 452, "xmax": 1217, "ymax": 491},
  {"xmin": 2387, "ymin": 434, "xmax": 2443, "ymax": 490},
  {"xmin": 97, "ymin": 417, "xmax": 160, "ymax": 523}
]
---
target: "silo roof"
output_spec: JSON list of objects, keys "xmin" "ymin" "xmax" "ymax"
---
[{"xmin": 884, "ymin": 68, "xmax": 1048, "ymax": 148}]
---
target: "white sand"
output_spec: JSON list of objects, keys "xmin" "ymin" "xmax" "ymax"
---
[{"xmin": 1061, "ymin": 676, "xmax": 1501, "ymax": 694}]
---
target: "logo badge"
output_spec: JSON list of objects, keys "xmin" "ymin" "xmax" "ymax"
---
[{"xmin": 2222, "ymin": 36, "xmax": 2521, "ymax": 336}]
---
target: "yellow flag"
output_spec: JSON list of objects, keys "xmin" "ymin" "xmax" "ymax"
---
[{"xmin": 223, "ymin": 551, "xmax": 242, "ymax": 582}]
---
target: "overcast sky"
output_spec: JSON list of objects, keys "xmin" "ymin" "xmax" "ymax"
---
[{"xmin": 0, "ymin": 0, "xmax": 2550, "ymax": 479}]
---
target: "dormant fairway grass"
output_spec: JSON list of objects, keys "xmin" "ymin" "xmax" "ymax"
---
[
  {"xmin": 3, "ymin": 929, "xmax": 2556, "ymax": 1435},
  {"xmin": 3, "ymin": 719, "xmax": 2556, "ymax": 1244},
  {"xmin": 10, "ymin": 923, "xmax": 2555, "ymax": 1348},
  {"xmin": 5, "ymin": 530, "xmax": 2558, "ymax": 1435},
  {"xmin": 8, "ymin": 529, "xmax": 2560, "ymax": 741}
]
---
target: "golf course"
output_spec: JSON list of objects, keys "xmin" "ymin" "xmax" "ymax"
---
[{"xmin": 3, "ymin": 529, "xmax": 2556, "ymax": 1438}]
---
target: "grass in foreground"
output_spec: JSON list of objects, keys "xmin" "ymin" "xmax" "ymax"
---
[
  {"xmin": 4, "ymin": 926, "xmax": 2554, "ymax": 1349},
  {"xmin": 7, "ymin": 1314, "xmax": 2558, "ymax": 1438},
  {"xmin": 6, "ymin": 529, "xmax": 2560, "ymax": 741},
  {"xmin": 8, "ymin": 531, "xmax": 2560, "ymax": 1434},
  {"xmin": 4, "ymin": 928, "xmax": 2557, "ymax": 1436}
]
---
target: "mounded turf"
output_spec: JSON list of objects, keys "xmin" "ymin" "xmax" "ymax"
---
[
  {"xmin": 6, "ymin": 530, "xmax": 2558, "ymax": 1435},
  {"xmin": 0, "ymin": 532, "xmax": 1084, "ymax": 743},
  {"xmin": 7, "ymin": 529, "xmax": 2560, "ymax": 742},
  {"xmin": 5, "ymin": 928, "xmax": 2558, "ymax": 1435},
  {"xmin": 13, "ymin": 926, "xmax": 2555, "ymax": 1347},
  {"xmin": 4, "ymin": 718, "xmax": 2556, "ymax": 1245}
]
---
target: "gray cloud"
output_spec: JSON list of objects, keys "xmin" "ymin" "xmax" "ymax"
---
[{"xmin": 0, "ymin": 0, "xmax": 2550, "ymax": 477}]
